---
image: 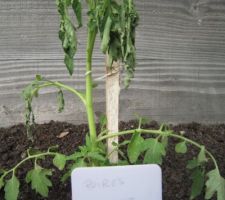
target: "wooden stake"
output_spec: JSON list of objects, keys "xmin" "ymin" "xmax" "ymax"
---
[{"xmin": 106, "ymin": 58, "xmax": 120, "ymax": 164}]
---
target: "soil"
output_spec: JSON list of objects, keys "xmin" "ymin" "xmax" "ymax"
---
[{"xmin": 0, "ymin": 120, "xmax": 224, "ymax": 200}]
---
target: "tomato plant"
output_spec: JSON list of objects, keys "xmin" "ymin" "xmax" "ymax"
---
[{"xmin": 0, "ymin": 0, "xmax": 224, "ymax": 200}]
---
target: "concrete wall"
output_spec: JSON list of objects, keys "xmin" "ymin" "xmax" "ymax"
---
[{"xmin": 0, "ymin": 0, "xmax": 225, "ymax": 127}]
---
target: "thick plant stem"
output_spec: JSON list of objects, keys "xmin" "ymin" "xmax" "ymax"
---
[{"xmin": 86, "ymin": 28, "xmax": 97, "ymax": 147}]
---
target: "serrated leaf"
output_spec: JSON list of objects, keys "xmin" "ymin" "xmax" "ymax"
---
[
  {"xmin": 26, "ymin": 166, "xmax": 52, "ymax": 197},
  {"xmin": 4, "ymin": 175, "xmax": 20, "ymax": 200},
  {"xmin": 127, "ymin": 133, "xmax": 144, "ymax": 163},
  {"xmin": 175, "ymin": 141, "xmax": 187, "ymax": 154},
  {"xmin": 190, "ymin": 168, "xmax": 205, "ymax": 199},
  {"xmin": 143, "ymin": 138, "xmax": 166, "ymax": 165},
  {"xmin": 205, "ymin": 169, "xmax": 225, "ymax": 200},
  {"xmin": 71, "ymin": 0, "xmax": 82, "ymax": 27},
  {"xmin": 87, "ymin": 152, "xmax": 106, "ymax": 162},
  {"xmin": 198, "ymin": 146, "xmax": 207, "ymax": 163},
  {"xmin": 53, "ymin": 154, "xmax": 67, "ymax": 170}
]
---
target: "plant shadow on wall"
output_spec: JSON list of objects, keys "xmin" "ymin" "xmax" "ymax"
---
[{"xmin": 0, "ymin": 0, "xmax": 224, "ymax": 200}]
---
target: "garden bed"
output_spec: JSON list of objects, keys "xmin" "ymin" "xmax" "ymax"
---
[{"xmin": 0, "ymin": 120, "xmax": 224, "ymax": 200}]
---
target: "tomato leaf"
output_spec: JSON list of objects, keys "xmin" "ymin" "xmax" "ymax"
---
[
  {"xmin": 197, "ymin": 146, "xmax": 207, "ymax": 163},
  {"xmin": 26, "ymin": 166, "xmax": 52, "ymax": 197},
  {"xmin": 127, "ymin": 133, "xmax": 144, "ymax": 163},
  {"xmin": 71, "ymin": 0, "xmax": 82, "ymax": 27},
  {"xmin": 175, "ymin": 141, "xmax": 187, "ymax": 154},
  {"xmin": 57, "ymin": 90, "xmax": 65, "ymax": 113},
  {"xmin": 143, "ymin": 138, "xmax": 166, "ymax": 164},
  {"xmin": 190, "ymin": 168, "xmax": 205, "ymax": 199},
  {"xmin": 53, "ymin": 154, "xmax": 67, "ymax": 170},
  {"xmin": 4, "ymin": 175, "xmax": 20, "ymax": 200},
  {"xmin": 205, "ymin": 169, "xmax": 225, "ymax": 200}
]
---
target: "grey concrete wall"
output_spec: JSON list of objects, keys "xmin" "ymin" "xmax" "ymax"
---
[{"xmin": 0, "ymin": 0, "xmax": 225, "ymax": 127}]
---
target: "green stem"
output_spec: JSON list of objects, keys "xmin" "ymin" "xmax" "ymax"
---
[
  {"xmin": 33, "ymin": 82, "xmax": 86, "ymax": 105},
  {"xmin": 97, "ymin": 128, "xmax": 219, "ymax": 170},
  {"xmin": 86, "ymin": 27, "xmax": 98, "ymax": 147},
  {"xmin": 1, "ymin": 152, "xmax": 56, "ymax": 179}
]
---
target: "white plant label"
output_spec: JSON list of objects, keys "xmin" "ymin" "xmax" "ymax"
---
[{"xmin": 71, "ymin": 164, "xmax": 162, "ymax": 200}]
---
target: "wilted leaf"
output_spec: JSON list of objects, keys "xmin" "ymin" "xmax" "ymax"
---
[
  {"xmin": 53, "ymin": 154, "xmax": 67, "ymax": 170},
  {"xmin": 4, "ymin": 175, "xmax": 20, "ymax": 200},
  {"xmin": 143, "ymin": 138, "xmax": 166, "ymax": 165},
  {"xmin": 26, "ymin": 166, "xmax": 52, "ymax": 197},
  {"xmin": 71, "ymin": 0, "xmax": 82, "ymax": 27},
  {"xmin": 175, "ymin": 141, "xmax": 187, "ymax": 154},
  {"xmin": 190, "ymin": 168, "xmax": 205, "ymax": 199},
  {"xmin": 57, "ymin": 90, "xmax": 65, "ymax": 113},
  {"xmin": 205, "ymin": 169, "xmax": 225, "ymax": 200},
  {"xmin": 127, "ymin": 133, "xmax": 144, "ymax": 163}
]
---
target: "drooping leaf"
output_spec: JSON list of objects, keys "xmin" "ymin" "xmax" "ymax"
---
[
  {"xmin": 197, "ymin": 146, "xmax": 207, "ymax": 163},
  {"xmin": 190, "ymin": 168, "xmax": 205, "ymax": 199},
  {"xmin": 205, "ymin": 169, "xmax": 225, "ymax": 200},
  {"xmin": 26, "ymin": 166, "xmax": 52, "ymax": 197},
  {"xmin": 101, "ymin": 16, "xmax": 112, "ymax": 53},
  {"xmin": 143, "ymin": 138, "xmax": 166, "ymax": 165},
  {"xmin": 53, "ymin": 154, "xmax": 67, "ymax": 170},
  {"xmin": 57, "ymin": 90, "xmax": 65, "ymax": 113},
  {"xmin": 4, "ymin": 175, "xmax": 20, "ymax": 200},
  {"xmin": 71, "ymin": 0, "xmax": 82, "ymax": 27},
  {"xmin": 175, "ymin": 141, "xmax": 187, "ymax": 154},
  {"xmin": 127, "ymin": 133, "xmax": 144, "ymax": 163},
  {"xmin": 56, "ymin": 0, "xmax": 77, "ymax": 75}
]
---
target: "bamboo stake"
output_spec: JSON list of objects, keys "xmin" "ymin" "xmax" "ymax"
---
[{"xmin": 106, "ymin": 58, "xmax": 120, "ymax": 164}]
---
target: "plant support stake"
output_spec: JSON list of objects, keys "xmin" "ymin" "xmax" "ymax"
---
[{"xmin": 106, "ymin": 57, "xmax": 120, "ymax": 163}]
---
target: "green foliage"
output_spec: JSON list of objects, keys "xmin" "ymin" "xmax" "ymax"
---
[
  {"xmin": 53, "ymin": 153, "xmax": 67, "ymax": 170},
  {"xmin": 127, "ymin": 132, "xmax": 144, "ymax": 163},
  {"xmin": 96, "ymin": 0, "xmax": 139, "ymax": 87},
  {"xmin": 190, "ymin": 168, "xmax": 205, "ymax": 199},
  {"xmin": 2, "ymin": 0, "xmax": 223, "ymax": 200},
  {"xmin": 26, "ymin": 166, "xmax": 52, "ymax": 197},
  {"xmin": 143, "ymin": 138, "xmax": 166, "ymax": 165},
  {"xmin": 57, "ymin": 90, "xmax": 65, "ymax": 113},
  {"xmin": 175, "ymin": 141, "xmax": 187, "ymax": 154},
  {"xmin": 4, "ymin": 175, "xmax": 20, "ymax": 200},
  {"xmin": 56, "ymin": 0, "xmax": 82, "ymax": 75},
  {"xmin": 205, "ymin": 169, "xmax": 225, "ymax": 200},
  {"xmin": 198, "ymin": 146, "xmax": 208, "ymax": 163}
]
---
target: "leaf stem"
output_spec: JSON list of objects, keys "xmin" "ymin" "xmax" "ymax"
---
[
  {"xmin": 1, "ymin": 152, "xmax": 56, "ymax": 179},
  {"xmin": 97, "ymin": 128, "xmax": 219, "ymax": 170}
]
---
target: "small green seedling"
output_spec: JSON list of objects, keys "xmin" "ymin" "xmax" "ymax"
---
[{"xmin": 0, "ymin": 0, "xmax": 224, "ymax": 200}]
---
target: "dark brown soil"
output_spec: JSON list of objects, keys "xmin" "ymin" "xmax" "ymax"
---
[{"xmin": 0, "ymin": 120, "xmax": 224, "ymax": 200}]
